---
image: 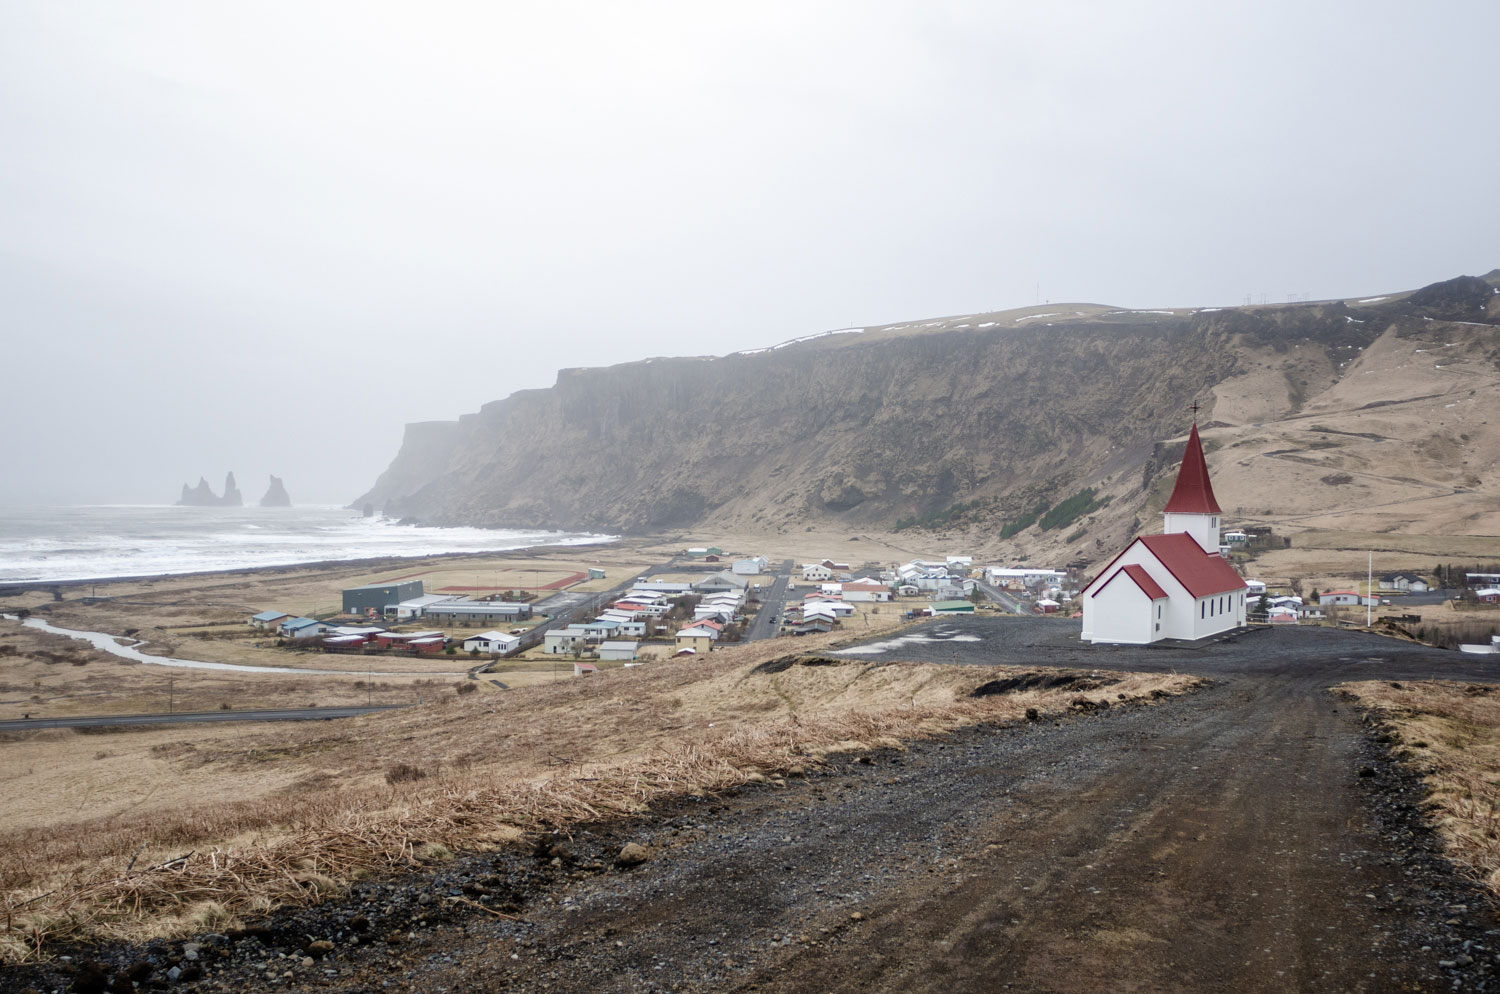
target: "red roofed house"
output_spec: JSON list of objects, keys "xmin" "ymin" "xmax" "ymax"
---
[{"xmin": 1081, "ymin": 424, "xmax": 1248, "ymax": 644}]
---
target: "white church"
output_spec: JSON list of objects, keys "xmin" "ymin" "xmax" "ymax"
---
[{"xmin": 1080, "ymin": 424, "xmax": 1249, "ymax": 644}]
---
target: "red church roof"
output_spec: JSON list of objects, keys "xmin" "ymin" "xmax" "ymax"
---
[
  {"xmin": 1163, "ymin": 423, "xmax": 1222, "ymax": 514},
  {"xmin": 1120, "ymin": 563, "xmax": 1168, "ymax": 600},
  {"xmin": 1138, "ymin": 533, "xmax": 1246, "ymax": 597},
  {"xmin": 1091, "ymin": 563, "xmax": 1169, "ymax": 601}
]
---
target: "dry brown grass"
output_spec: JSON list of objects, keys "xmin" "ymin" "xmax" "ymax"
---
[
  {"xmin": 1340, "ymin": 679, "xmax": 1500, "ymax": 893},
  {"xmin": 0, "ymin": 626, "xmax": 1196, "ymax": 961}
]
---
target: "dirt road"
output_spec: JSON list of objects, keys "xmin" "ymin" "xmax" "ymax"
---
[{"xmin": 8, "ymin": 622, "xmax": 1500, "ymax": 993}]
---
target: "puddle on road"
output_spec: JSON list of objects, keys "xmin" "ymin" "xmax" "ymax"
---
[{"xmin": 833, "ymin": 628, "xmax": 983, "ymax": 656}]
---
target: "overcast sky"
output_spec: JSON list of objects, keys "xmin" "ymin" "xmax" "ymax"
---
[{"xmin": 2, "ymin": 0, "xmax": 1496, "ymax": 505}]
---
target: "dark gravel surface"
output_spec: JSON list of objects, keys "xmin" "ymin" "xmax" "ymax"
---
[{"xmin": 6, "ymin": 621, "xmax": 1500, "ymax": 993}]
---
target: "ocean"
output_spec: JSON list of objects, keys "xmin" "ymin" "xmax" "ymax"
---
[{"xmin": 0, "ymin": 505, "xmax": 612, "ymax": 583}]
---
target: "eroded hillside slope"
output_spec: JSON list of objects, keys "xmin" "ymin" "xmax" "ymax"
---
[{"xmin": 356, "ymin": 273, "xmax": 1500, "ymax": 568}]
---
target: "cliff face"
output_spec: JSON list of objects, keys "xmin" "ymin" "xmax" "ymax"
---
[
  {"xmin": 177, "ymin": 472, "xmax": 244, "ymax": 507},
  {"xmin": 354, "ymin": 273, "xmax": 1500, "ymax": 556},
  {"xmin": 259, "ymin": 475, "xmax": 292, "ymax": 507}
]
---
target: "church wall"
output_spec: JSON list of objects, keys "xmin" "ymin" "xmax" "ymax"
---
[
  {"xmin": 1082, "ymin": 575, "xmax": 1157, "ymax": 644},
  {"xmin": 1187, "ymin": 589, "xmax": 1246, "ymax": 640}
]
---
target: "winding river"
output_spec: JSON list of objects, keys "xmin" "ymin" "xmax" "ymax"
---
[{"xmin": 3, "ymin": 614, "xmax": 468, "ymax": 677}]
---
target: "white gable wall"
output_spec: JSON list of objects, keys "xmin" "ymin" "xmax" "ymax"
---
[{"xmin": 1082, "ymin": 572, "xmax": 1158, "ymax": 644}]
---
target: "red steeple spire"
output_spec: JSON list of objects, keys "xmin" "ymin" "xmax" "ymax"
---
[{"xmin": 1163, "ymin": 423, "xmax": 1221, "ymax": 514}]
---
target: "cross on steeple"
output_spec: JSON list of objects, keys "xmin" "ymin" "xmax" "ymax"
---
[{"xmin": 1189, "ymin": 401, "xmax": 1201, "ymax": 417}]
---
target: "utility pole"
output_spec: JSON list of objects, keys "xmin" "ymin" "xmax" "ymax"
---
[
  {"xmin": 168, "ymin": 674, "xmax": 174, "ymax": 714},
  {"xmin": 1367, "ymin": 552, "xmax": 1373, "ymax": 627}
]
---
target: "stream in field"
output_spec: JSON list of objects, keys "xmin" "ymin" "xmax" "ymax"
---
[{"xmin": 3, "ymin": 614, "xmax": 467, "ymax": 676}]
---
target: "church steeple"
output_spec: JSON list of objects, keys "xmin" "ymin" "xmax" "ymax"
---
[{"xmin": 1162, "ymin": 423, "xmax": 1222, "ymax": 552}]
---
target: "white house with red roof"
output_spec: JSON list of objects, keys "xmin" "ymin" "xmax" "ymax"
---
[{"xmin": 1081, "ymin": 424, "xmax": 1248, "ymax": 644}]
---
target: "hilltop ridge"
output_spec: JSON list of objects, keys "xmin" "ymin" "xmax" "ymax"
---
[{"xmin": 355, "ymin": 272, "xmax": 1500, "ymax": 569}]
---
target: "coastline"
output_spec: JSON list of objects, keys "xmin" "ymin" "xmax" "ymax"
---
[{"xmin": 0, "ymin": 539, "xmax": 623, "ymax": 592}]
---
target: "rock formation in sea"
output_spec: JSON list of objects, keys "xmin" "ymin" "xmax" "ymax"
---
[
  {"xmin": 178, "ymin": 478, "xmax": 217, "ymax": 506},
  {"xmin": 259, "ymin": 475, "xmax": 292, "ymax": 507},
  {"xmin": 176, "ymin": 472, "xmax": 245, "ymax": 507}
]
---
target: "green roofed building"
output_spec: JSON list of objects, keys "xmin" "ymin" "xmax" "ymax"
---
[
  {"xmin": 343, "ymin": 580, "xmax": 424, "ymax": 615},
  {"xmin": 930, "ymin": 600, "xmax": 975, "ymax": 614}
]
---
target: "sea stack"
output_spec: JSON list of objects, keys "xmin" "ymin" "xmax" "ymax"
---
[
  {"xmin": 259, "ymin": 475, "xmax": 293, "ymax": 507},
  {"xmin": 178, "ymin": 477, "xmax": 219, "ymax": 506},
  {"xmin": 175, "ymin": 472, "xmax": 246, "ymax": 507}
]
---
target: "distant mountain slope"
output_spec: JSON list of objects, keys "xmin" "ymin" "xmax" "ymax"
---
[{"xmin": 354, "ymin": 272, "xmax": 1500, "ymax": 565}]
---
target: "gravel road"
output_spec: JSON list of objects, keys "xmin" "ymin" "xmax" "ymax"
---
[{"xmin": 8, "ymin": 621, "xmax": 1500, "ymax": 993}]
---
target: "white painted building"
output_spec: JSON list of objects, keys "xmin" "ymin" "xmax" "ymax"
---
[
  {"xmin": 544, "ymin": 625, "xmax": 592, "ymax": 654},
  {"xmin": 1319, "ymin": 591, "xmax": 1378, "ymax": 607},
  {"xmin": 394, "ymin": 594, "xmax": 467, "ymax": 620},
  {"xmin": 1081, "ymin": 424, "xmax": 1248, "ymax": 644},
  {"xmin": 597, "ymin": 641, "xmax": 639, "ymax": 661},
  {"xmin": 801, "ymin": 564, "xmax": 833, "ymax": 581},
  {"xmin": 732, "ymin": 556, "xmax": 769, "ymax": 575},
  {"xmin": 462, "ymin": 631, "xmax": 521, "ymax": 654}
]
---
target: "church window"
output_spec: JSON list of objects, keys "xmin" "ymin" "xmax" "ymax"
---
[{"xmin": 1200, "ymin": 601, "xmax": 1205, "ymax": 619}]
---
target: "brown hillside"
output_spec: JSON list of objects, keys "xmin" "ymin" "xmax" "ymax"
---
[{"xmin": 355, "ymin": 273, "xmax": 1500, "ymax": 569}]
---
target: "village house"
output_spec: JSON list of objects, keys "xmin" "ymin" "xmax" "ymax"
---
[
  {"xmin": 801, "ymin": 564, "xmax": 834, "ymax": 582},
  {"xmin": 1378, "ymin": 571, "xmax": 1431, "ymax": 594},
  {"xmin": 279, "ymin": 617, "xmax": 330, "ymax": 640},
  {"xmin": 1081, "ymin": 424, "xmax": 1248, "ymax": 644},
  {"xmin": 694, "ymin": 571, "xmax": 750, "ymax": 593},
  {"xmin": 321, "ymin": 633, "xmax": 371, "ymax": 649},
  {"xmin": 249, "ymin": 610, "xmax": 291, "ymax": 630},
  {"xmin": 375, "ymin": 630, "xmax": 443, "ymax": 649},
  {"xmin": 846, "ymin": 578, "xmax": 888, "ymax": 602},
  {"xmin": 1319, "ymin": 590, "xmax": 1378, "ymax": 607},
  {"xmin": 1476, "ymin": 588, "xmax": 1500, "ymax": 604},
  {"xmin": 674, "ymin": 626, "xmax": 716, "ymax": 654},
  {"xmin": 543, "ymin": 625, "xmax": 592, "ymax": 654},
  {"xmin": 597, "ymin": 641, "xmax": 639, "ymax": 661},
  {"xmin": 462, "ymin": 630, "xmax": 521, "ymax": 654},
  {"xmin": 732, "ymin": 556, "xmax": 769, "ymax": 575},
  {"xmin": 573, "ymin": 662, "xmax": 598, "ymax": 676},
  {"xmin": 582, "ymin": 618, "xmax": 622, "ymax": 639}
]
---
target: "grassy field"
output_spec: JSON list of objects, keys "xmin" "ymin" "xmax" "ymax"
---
[
  {"xmin": 0, "ymin": 624, "xmax": 1198, "ymax": 960},
  {"xmin": 1339, "ymin": 680, "xmax": 1500, "ymax": 894}
]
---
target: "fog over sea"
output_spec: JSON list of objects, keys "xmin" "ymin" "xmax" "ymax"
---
[{"xmin": 0, "ymin": 505, "xmax": 613, "ymax": 583}]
